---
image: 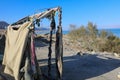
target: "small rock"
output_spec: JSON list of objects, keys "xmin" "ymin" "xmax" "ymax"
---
[
  {"xmin": 77, "ymin": 51, "xmax": 87, "ymax": 56},
  {"xmin": 91, "ymin": 51, "xmax": 96, "ymax": 54},
  {"xmin": 77, "ymin": 51, "xmax": 82, "ymax": 56},
  {"xmin": 114, "ymin": 53, "xmax": 120, "ymax": 57}
]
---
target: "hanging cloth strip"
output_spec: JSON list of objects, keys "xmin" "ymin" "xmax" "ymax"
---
[
  {"xmin": 31, "ymin": 33, "xmax": 36, "ymax": 69},
  {"xmin": 55, "ymin": 7, "xmax": 63, "ymax": 80},
  {"xmin": 30, "ymin": 29, "xmax": 43, "ymax": 80},
  {"xmin": 55, "ymin": 26, "xmax": 63, "ymax": 80}
]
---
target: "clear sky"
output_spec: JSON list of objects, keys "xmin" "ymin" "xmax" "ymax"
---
[{"xmin": 0, "ymin": 0, "xmax": 120, "ymax": 30}]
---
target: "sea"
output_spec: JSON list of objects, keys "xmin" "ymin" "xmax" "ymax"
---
[
  {"xmin": 104, "ymin": 29, "xmax": 120, "ymax": 37},
  {"xmin": 35, "ymin": 29, "xmax": 120, "ymax": 38}
]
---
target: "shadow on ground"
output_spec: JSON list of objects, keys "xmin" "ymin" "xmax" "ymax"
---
[
  {"xmin": 38, "ymin": 54, "xmax": 120, "ymax": 80},
  {"xmin": 1, "ymin": 36, "xmax": 120, "ymax": 80},
  {"xmin": 35, "ymin": 36, "xmax": 49, "ymax": 47}
]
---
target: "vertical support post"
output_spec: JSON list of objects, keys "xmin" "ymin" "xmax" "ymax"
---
[{"xmin": 55, "ymin": 7, "xmax": 63, "ymax": 80}]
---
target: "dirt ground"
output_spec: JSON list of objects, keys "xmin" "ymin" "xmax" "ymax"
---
[
  {"xmin": 1, "ymin": 36, "xmax": 120, "ymax": 80},
  {"xmin": 35, "ymin": 38, "xmax": 120, "ymax": 80}
]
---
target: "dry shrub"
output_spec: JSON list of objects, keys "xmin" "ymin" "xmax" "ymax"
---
[{"xmin": 68, "ymin": 22, "xmax": 120, "ymax": 54}]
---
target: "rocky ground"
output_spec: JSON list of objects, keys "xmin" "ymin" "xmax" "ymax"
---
[{"xmin": 1, "ymin": 34, "xmax": 120, "ymax": 80}]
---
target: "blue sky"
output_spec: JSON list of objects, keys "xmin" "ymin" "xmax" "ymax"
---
[{"xmin": 0, "ymin": 0, "xmax": 120, "ymax": 30}]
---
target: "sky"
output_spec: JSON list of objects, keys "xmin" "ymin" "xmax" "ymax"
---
[{"xmin": 0, "ymin": 0, "xmax": 120, "ymax": 30}]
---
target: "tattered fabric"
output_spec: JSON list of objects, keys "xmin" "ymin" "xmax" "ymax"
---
[{"xmin": 2, "ymin": 22, "xmax": 32, "ymax": 80}]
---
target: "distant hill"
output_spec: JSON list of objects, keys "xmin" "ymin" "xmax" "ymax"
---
[{"xmin": 0, "ymin": 21, "xmax": 9, "ymax": 29}]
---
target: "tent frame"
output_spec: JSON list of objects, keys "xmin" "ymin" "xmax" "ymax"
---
[{"xmin": 11, "ymin": 7, "xmax": 63, "ymax": 80}]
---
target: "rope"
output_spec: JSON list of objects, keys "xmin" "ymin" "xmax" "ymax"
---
[
  {"xmin": 48, "ymin": 14, "xmax": 56, "ymax": 79},
  {"xmin": 48, "ymin": 29, "xmax": 53, "ymax": 79}
]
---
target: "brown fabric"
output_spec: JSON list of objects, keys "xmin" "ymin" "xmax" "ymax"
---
[
  {"xmin": 55, "ymin": 26, "xmax": 63, "ymax": 80},
  {"xmin": 2, "ymin": 22, "xmax": 32, "ymax": 80}
]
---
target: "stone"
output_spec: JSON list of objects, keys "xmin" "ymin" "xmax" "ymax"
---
[{"xmin": 114, "ymin": 53, "xmax": 120, "ymax": 57}]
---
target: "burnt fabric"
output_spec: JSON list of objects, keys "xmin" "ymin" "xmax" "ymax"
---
[{"xmin": 55, "ymin": 26, "xmax": 63, "ymax": 80}]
